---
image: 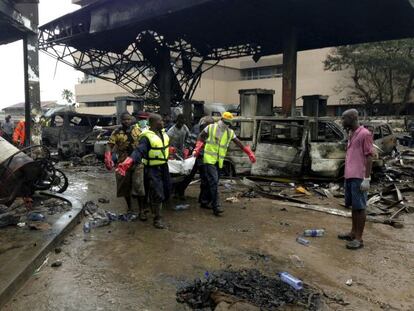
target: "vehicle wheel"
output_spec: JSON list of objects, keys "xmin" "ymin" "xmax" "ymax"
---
[{"xmin": 50, "ymin": 169, "xmax": 69, "ymax": 193}]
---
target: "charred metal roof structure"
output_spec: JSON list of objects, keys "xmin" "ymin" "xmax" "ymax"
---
[{"xmin": 39, "ymin": 0, "xmax": 414, "ymax": 114}]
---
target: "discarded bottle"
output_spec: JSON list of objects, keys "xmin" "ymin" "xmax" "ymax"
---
[
  {"xmin": 83, "ymin": 222, "xmax": 91, "ymax": 233},
  {"xmin": 279, "ymin": 272, "xmax": 303, "ymax": 290},
  {"xmin": 89, "ymin": 218, "xmax": 110, "ymax": 228},
  {"xmin": 174, "ymin": 204, "xmax": 190, "ymax": 211},
  {"xmin": 27, "ymin": 212, "xmax": 45, "ymax": 222},
  {"xmin": 296, "ymin": 236, "xmax": 310, "ymax": 246},
  {"xmin": 303, "ymin": 229, "xmax": 325, "ymax": 237},
  {"xmin": 106, "ymin": 211, "xmax": 118, "ymax": 221}
]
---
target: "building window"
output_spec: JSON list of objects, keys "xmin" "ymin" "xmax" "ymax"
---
[{"xmin": 241, "ymin": 65, "xmax": 282, "ymax": 80}]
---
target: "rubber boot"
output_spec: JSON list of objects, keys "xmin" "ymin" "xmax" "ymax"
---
[
  {"xmin": 138, "ymin": 197, "xmax": 147, "ymax": 222},
  {"xmin": 153, "ymin": 203, "xmax": 166, "ymax": 229},
  {"xmin": 213, "ymin": 205, "xmax": 224, "ymax": 216}
]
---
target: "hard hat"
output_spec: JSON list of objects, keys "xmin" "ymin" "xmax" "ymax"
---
[{"xmin": 222, "ymin": 112, "xmax": 234, "ymax": 121}]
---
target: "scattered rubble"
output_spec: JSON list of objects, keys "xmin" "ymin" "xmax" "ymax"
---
[
  {"xmin": 51, "ymin": 260, "xmax": 62, "ymax": 268},
  {"xmin": 176, "ymin": 269, "xmax": 321, "ymax": 310}
]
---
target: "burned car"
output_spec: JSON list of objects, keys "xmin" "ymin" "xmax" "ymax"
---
[
  {"xmin": 224, "ymin": 117, "xmax": 357, "ymax": 178},
  {"xmin": 42, "ymin": 112, "xmax": 114, "ymax": 157},
  {"xmin": 361, "ymin": 122, "xmax": 398, "ymax": 156}
]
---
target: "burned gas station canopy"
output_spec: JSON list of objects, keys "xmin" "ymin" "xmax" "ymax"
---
[
  {"xmin": 40, "ymin": 0, "xmax": 414, "ymax": 58},
  {"xmin": 39, "ymin": 0, "xmax": 414, "ymax": 113},
  {"xmin": 0, "ymin": 0, "xmax": 36, "ymax": 45}
]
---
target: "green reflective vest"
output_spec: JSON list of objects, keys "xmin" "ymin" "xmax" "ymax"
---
[
  {"xmin": 141, "ymin": 129, "xmax": 170, "ymax": 166},
  {"xmin": 203, "ymin": 123, "xmax": 234, "ymax": 168}
]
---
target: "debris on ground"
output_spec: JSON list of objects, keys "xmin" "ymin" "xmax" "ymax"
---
[
  {"xmin": 98, "ymin": 198, "xmax": 110, "ymax": 204},
  {"xmin": 296, "ymin": 236, "xmax": 310, "ymax": 246},
  {"xmin": 51, "ymin": 260, "xmax": 62, "ymax": 268},
  {"xmin": 0, "ymin": 212, "xmax": 20, "ymax": 228},
  {"xmin": 345, "ymin": 279, "xmax": 353, "ymax": 286},
  {"xmin": 173, "ymin": 204, "xmax": 190, "ymax": 211},
  {"xmin": 225, "ymin": 196, "xmax": 240, "ymax": 203},
  {"xmin": 27, "ymin": 212, "xmax": 46, "ymax": 222},
  {"xmin": 176, "ymin": 269, "xmax": 320, "ymax": 310},
  {"xmin": 29, "ymin": 222, "xmax": 51, "ymax": 231}
]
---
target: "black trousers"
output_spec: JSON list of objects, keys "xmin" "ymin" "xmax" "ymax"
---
[
  {"xmin": 200, "ymin": 164, "xmax": 220, "ymax": 209},
  {"xmin": 144, "ymin": 164, "xmax": 171, "ymax": 204}
]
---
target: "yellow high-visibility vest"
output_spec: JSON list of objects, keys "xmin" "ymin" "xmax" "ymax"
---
[
  {"xmin": 141, "ymin": 129, "xmax": 170, "ymax": 166},
  {"xmin": 203, "ymin": 123, "xmax": 234, "ymax": 168}
]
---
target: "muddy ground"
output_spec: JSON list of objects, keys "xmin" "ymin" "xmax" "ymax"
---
[{"xmin": 3, "ymin": 166, "xmax": 414, "ymax": 311}]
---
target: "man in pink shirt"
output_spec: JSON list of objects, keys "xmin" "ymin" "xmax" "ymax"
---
[{"xmin": 338, "ymin": 109, "xmax": 374, "ymax": 250}]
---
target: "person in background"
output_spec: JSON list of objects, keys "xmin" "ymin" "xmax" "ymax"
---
[
  {"xmin": 117, "ymin": 113, "xmax": 171, "ymax": 229},
  {"xmin": 338, "ymin": 109, "xmax": 374, "ymax": 250},
  {"xmin": 134, "ymin": 111, "xmax": 150, "ymax": 132},
  {"xmin": 1, "ymin": 115, "xmax": 14, "ymax": 142},
  {"xmin": 193, "ymin": 112, "xmax": 256, "ymax": 216},
  {"xmin": 13, "ymin": 119, "xmax": 26, "ymax": 147},
  {"xmin": 104, "ymin": 112, "xmax": 147, "ymax": 220},
  {"xmin": 167, "ymin": 114, "xmax": 190, "ymax": 158},
  {"xmin": 162, "ymin": 113, "xmax": 173, "ymax": 131}
]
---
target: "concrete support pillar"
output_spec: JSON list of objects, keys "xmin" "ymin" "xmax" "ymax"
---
[
  {"xmin": 158, "ymin": 47, "xmax": 172, "ymax": 116},
  {"xmin": 19, "ymin": 2, "xmax": 41, "ymax": 146},
  {"xmin": 115, "ymin": 97, "xmax": 128, "ymax": 124},
  {"xmin": 282, "ymin": 28, "xmax": 298, "ymax": 117}
]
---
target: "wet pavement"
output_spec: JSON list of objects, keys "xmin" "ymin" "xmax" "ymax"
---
[{"xmin": 3, "ymin": 166, "xmax": 414, "ymax": 310}]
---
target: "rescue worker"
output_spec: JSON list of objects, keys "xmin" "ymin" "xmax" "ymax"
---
[
  {"xmin": 117, "ymin": 113, "xmax": 171, "ymax": 229},
  {"xmin": 104, "ymin": 112, "xmax": 147, "ymax": 220},
  {"xmin": 13, "ymin": 119, "xmax": 26, "ymax": 146},
  {"xmin": 193, "ymin": 112, "xmax": 256, "ymax": 216}
]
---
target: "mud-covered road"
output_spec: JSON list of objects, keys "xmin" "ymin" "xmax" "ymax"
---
[{"xmin": 3, "ymin": 166, "xmax": 414, "ymax": 310}]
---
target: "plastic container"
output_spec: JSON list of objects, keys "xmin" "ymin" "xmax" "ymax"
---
[
  {"xmin": 296, "ymin": 236, "xmax": 310, "ymax": 246},
  {"xmin": 303, "ymin": 229, "xmax": 325, "ymax": 237},
  {"xmin": 83, "ymin": 222, "xmax": 91, "ymax": 233},
  {"xmin": 279, "ymin": 272, "xmax": 303, "ymax": 290}
]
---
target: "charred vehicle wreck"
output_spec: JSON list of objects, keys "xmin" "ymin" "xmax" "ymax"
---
[{"xmin": 224, "ymin": 117, "xmax": 393, "ymax": 179}]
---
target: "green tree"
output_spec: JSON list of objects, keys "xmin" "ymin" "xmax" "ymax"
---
[
  {"xmin": 61, "ymin": 89, "xmax": 74, "ymax": 105},
  {"xmin": 324, "ymin": 39, "xmax": 414, "ymax": 115}
]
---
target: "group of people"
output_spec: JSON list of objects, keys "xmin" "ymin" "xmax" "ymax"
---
[{"xmin": 105, "ymin": 111, "xmax": 256, "ymax": 229}]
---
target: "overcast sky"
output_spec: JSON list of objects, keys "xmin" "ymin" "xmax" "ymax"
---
[{"xmin": 0, "ymin": 0, "xmax": 82, "ymax": 109}]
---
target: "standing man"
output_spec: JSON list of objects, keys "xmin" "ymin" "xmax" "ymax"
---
[
  {"xmin": 338, "ymin": 109, "xmax": 374, "ymax": 250},
  {"xmin": 167, "ymin": 114, "xmax": 190, "ymax": 158},
  {"xmin": 117, "ymin": 113, "xmax": 170, "ymax": 229},
  {"xmin": 104, "ymin": 112, "xmax": 147, "ymax": 220},
  {"xmin": 133, "ymin": 111, "xmax": 150, "ymax": 132},
  {"xmin": 1, "ymin": 115, "xmax": 14, "ymax": 142},
  {"xmin": 193, "ymin": 112, "xmax": 256, "ymax": 216},
  {"xmin": 162, "ymin": 113, "xmax": 174, "ymax": 131},
  {"xmin": 13, "ymin": 119, "xmax": 26, "ymax": 147}
]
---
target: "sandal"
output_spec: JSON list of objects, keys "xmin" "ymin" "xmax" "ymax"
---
[
  {"xmin": 346, "ymin": 239, "xmax": 364, "ymax": 250},
  {"xmin": 337, "ymin": 232, "xmax": 355, "ymax": 241}
]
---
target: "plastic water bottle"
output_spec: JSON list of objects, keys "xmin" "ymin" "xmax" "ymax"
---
[
  {"xmin": 174, "ymin": 204, "xmax": 190, "ymax": 211},
  {"xmin": 83, "ymin": 222, "xmax": 91, "ymax": 233},
  {"xmin": 303, "ymin": 229, "xmax": 325, "ymax": 237},
  {"xmin": 296, "ymin": 236, "xmax": 310, "ymax": 246},
  {"xmin": 90, "ymin": 218, "xmax": 110, "ymax": 228},
  {"xmin": 279, "ymin": 272, "xmax": 303, "ymax": 290}
]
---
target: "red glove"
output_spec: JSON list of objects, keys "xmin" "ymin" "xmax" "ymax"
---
[
  {"xmin": 116, "ymin": 157, "xmax": 134, "ymax": 176},
  {"xmin": 193, "ymin": 140, "xmax": 205, "ymax": 158},
  {"xmin": 169, "ymin": 146, "xmax": 176, "ymax": 155},
  {"xmin": 104, "ymin": 151, "xmax": 114, "ymax": 171},
  {"xmin": 183, "ymin": 148, "xmax": 190, "ymax": 159},
  {"xmin": 243, "ymin": 145, "xmax": 256, "ymax": 163}
]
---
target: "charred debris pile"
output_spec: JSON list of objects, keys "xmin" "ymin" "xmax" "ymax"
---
[{"xmin": 177, "ymin": 269, "xmax": 320, "ymax": 310}]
